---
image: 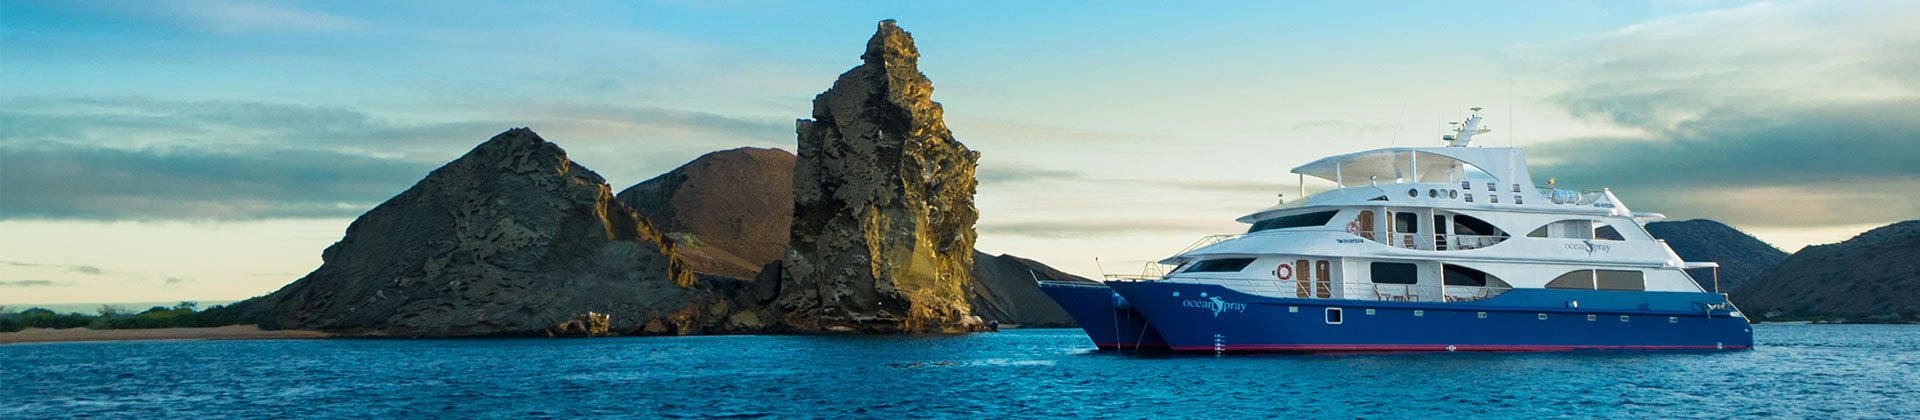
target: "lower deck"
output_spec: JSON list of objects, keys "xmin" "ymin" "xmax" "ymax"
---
[{"xmin": 1104, "ymin": 280, "xmax": 1753, "ymax": 353}]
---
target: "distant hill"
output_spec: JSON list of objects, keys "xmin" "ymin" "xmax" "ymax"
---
[
  {"xmin": 616, "ymin": 147, "xmax": 1087, "ymax": 327},
  {"xmin": 616, "ymin": 147, "xmax": 795, "ymax": 279},
  {"xmin": 1645, "ymin": 219, "xmax": 1789, "ymax": 292},
  {"xmin": 971, "ymin": 252, "xmax": 1090, "ymax": 327},
  {"xmin": 1734, "ymin": 221, "xmax": 1920, "ymax": 322}
]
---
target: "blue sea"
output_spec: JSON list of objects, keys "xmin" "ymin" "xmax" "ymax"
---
[{"xmin": 4, "ymin": 324, "xmax": 1916, "ymax": 418}]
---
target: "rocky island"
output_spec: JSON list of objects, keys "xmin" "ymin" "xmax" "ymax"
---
[
  {"xmin": 189, "ymin": 20, "xmax": 1084, "ymax": 337},
  {"xmin": 243, "ymin": 129, "xmax": 741, "ymax": 337},
  {"xmin": 774, "ymin": 20, "xmax": 987, "ymax": 333}
]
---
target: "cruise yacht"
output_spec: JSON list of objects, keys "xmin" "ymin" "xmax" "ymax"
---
[{"xmin": 1040, "ymin": 109, "xmax": 1753, "ymax": 353}]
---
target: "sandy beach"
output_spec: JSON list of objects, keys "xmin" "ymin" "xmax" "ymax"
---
[{"xmin": 0, "ymin": 325, "xmax": 331, "ymax": 344}]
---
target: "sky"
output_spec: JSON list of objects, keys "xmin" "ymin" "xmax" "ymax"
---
[{"xmin": 2, "ymin": 0, "xmax": 1916, "ymax": 305}]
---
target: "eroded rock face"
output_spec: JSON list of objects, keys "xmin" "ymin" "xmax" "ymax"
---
[
  {"xmin": 776, "ymin": 20, "xmax": 984, "ymax": 333},
  {"xmin": 615, "ymin": 147, "xmax": 1091, "ymax": 328},
  {"xmin": 256, "ymin": 128, "xmax": 736, "ymax": 336}
]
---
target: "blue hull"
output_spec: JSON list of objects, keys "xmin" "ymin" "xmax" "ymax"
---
[
  {"xmin": 1106, "ymin": 281, "xmax": 1754, "ymax": 353},
  {"xmin": 1036, "ymin": 282, "xmax": 1168, "ymax": 350}
]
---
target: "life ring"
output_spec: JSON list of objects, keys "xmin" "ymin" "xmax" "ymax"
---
[{"xmin": 1275, "ymin": 263, "xmax": 1293, "ymax": 280}]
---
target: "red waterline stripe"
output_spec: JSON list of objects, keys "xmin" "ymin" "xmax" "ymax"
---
[
  {"xmin": 1094, "ymin": 342, "xmax": 1170, "ymax": 350},
  {"xmin": 1170, "ymin": 344, "xmax": 1751, "ymax": 352}
]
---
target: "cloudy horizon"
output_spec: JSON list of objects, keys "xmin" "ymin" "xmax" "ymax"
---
[{"xmin": 3, "ymin": 0, "xmax": 1915, "ymax": 305}]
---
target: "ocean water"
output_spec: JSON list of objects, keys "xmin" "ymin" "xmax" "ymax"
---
[{"xmin": 4, "ymin": 324, "xmax": 1916, "ymax": 418}]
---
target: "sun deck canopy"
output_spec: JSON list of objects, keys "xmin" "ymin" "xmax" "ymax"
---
[{"xmin": 1291, "ymin": 147, "xmax": 1533, "ymax": 188}]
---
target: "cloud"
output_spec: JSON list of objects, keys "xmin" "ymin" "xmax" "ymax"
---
[
  {"xmin": 1524, "ymin": 1, "xmax": 1920, "ymax": 228},
  {"xmin": 1289, "ymin": 120, "xmax": 1399, "ymax": 136},
  {"xmin": 0, "ymin": 280, "xmax": 59, "ymax": 287},
  {"xmin": 194, "ymin": 3, "xmax": 364, "ymax": 33},
  {"xmin": 164, "ymin": 277, "xmax": 185, "ymax": 285},
  {"xmin": 0, "ymin": 95, "xmax": 792, "ymax": 220},
  {"xmin": 0, "ymin": 143, "xmax": 436, "ymax": 220},
  {"xmin": 982, "ymin": 219, "xmax": 1235, "ymax": 239},
  {"xmin": 0, "ymin": 96, "xmax": 497, "ymax": 153},
  {"xmin": 0, "ymin": 260, "xmax": 108, "ymax": 275},
  {"xmin": 977, "ymin": 161, "xmax": 1084, "ymax": 185}
]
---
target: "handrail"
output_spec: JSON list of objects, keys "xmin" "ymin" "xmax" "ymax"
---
[
  {"xmin": 1102, "ymin": 274, "xmax": 1512, "ymax": 303},
  {"xmin": 1036, "ymin": 280, "xmax": 1109, "ymax": 289},
  {"xmin": 1356, "ymin": 229, "xmax": 1510, "ymax": 251},
  {"xmin": 1174, "ymin": 233, "xmax": 1241, "ymax": 256}
]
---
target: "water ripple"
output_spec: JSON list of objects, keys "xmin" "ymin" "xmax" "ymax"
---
[{"xmin": 3, "ymin": 324, "xmax": 1917, "ymax": 417}]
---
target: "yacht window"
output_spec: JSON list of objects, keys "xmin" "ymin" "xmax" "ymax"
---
[
  {"xmin": 1528, "ymin": 220, "xmax": 1599, "ymax": 239},
  {"xmin": 1185, "ymin": 258, "xmax": 1256, "ymax": 273},
  {"xmin": 1451, "ymin": 215, "xmax": 1502, "ymax": 236},
  {"xmin": 1247, "ymin": 211, "xmax": 1339, "ymax": 233},
  {"xmin": 1546, "ymin": 270, "xmax": 1594, "ymax": 290},
  {"xmin": 1594, "ymin": 225, "xmax": 1626, "ymax": 241},
  {"xmin": 1393, "ymin": 212, "xmax": 1419, "ymax": 233},
  {"xmin": 1371, "ymin": 262, "xmax": 1418, "ymax": 285},
  {"xmin": 1595, "ymin": 270, "xmax": 1645, "ymax": 291},
  {"xmin": 1442, "ymin": 264, "xmax": 1501, "ymax": 287}
]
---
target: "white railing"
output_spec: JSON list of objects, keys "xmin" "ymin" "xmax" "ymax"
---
[
  {"xmin": 1446, "ymin": 234, "xmax": 1510, "ymax": 250},
  {"xmin": 1175, "ymin": 233, "xmax": 1241, "ymax": 255},
  {"xmin": 1036, "ymin": 280, "xmax": 1108, "ymax": 289},
  {"xmin": 1356, "ymin": 230, "xmax": 1509, "ymax": 251},
  {"xmin": 1105, "ymin": 274, "xmax": 1511, "ymax": 303},
  {"xmin": 1212, "ymin": 278, "xmax": 1511, "ymax": 303}
]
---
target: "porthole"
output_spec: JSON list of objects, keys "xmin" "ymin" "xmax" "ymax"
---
[
  {"xmin": 1490, "ymin": 195, "xmax": 1499, "ymax": 204},
  {"xmin": 1408, "ymin": 188, "xmax": 1418, "ymax": 197},
  {"xmin": 1515, "ymin": 195, "xmax": 1524, "ymax": 205},
  {"xmin": 1587, "ymin": 314, "xmax": 1596, "ymax": 321},
  {"xmin": 1465, "ymin": 193, "xmax": 1474, "ymax": 203},
  {"xmin": 1538, "ymin": 313, "xmax": 1548, "ymax": 320},
  {"xmin": 1487, "ymin": 182, "xmax": 1496, "ymax": 191},
  {"xmin": 1620, "ymin": 315, "xmax": 1631, "ymax": 323},
  {"xmin": 1414, "ymin": 310, "xmax": 1424, "ymax": 317},
  {"xmin": 1449, "ymin": 190, "xmax": 1459, "ymax": 199},
  {"xmin": 1289, "ymin": 306, "xmax": 1298, "ymax": 313},
  {"xmin": 1366, "ymin": 308, "xmax": 1376, "ymax": 315},
  {"xmin": 1326, "ymin": 308, "xmax": 1344, "ymax": 325},
  {"xmin": 1477, "ymin": 312, "xmax": 1488, "ymax": 319},
  {"xmin": 1460, "ymin": 181, "xmax": 1470, "ymax": 190},
  {"xmin": 1669, "ymin": 317, "xmax": 1679, "ymax": 323},
  {"xmin": 1428, "ymin": 189, "xmax": 1438, "ymax": 198}
]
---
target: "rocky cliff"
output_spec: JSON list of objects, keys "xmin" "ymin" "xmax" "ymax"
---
[
  {"xmin": 253, "ymin": 129, "xmax": 743, "ymax": 336},
  {"xmin": 617, "ymin": 147, "xmax": 1085, "ymax": 328},
  {"xmin": 616, "ymin": 147, "xmax": 795, "ymax": 279},
  {"xmin": 1734, "ymin": 221, "xmax": 1920, "ymax": 322},
  {"xmin": 1645, "ymin": 219, "xmax": 1789, "ymax": 292},
  {"xmin": 775, "ymin": 20, "xmax": 985, "ymax": 333}
]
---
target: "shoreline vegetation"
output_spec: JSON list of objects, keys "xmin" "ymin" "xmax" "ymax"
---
[
  {"xmin": 0, "ymin": 302, "xmax": 260, "ymax": 334},
  {"xmin": 0, "ymin": 325, "xmax": 329, "ymax": 344}
]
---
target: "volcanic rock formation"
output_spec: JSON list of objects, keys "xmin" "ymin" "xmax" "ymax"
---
[
  {"xmin": 617, "ymin": 147, "xmax": 796, "ymax": 280},
  {"xmin": 252, "ymin": 128, "xmax": 742, "ymax": 336},
  {"xmin": 1735, "ymin": 220, "xmax": 1920, "ymax": 322},
  {"xmin": 617, "ymin": 147, "xmax": 1087, "ymax": 328},
  {"xmin": 775, "ymin": 20, "xmax": 985, "ymax": 333},
  {"xmin": 1645, "ymin": 219, "xmax": 1789, "ymax": 292}
]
